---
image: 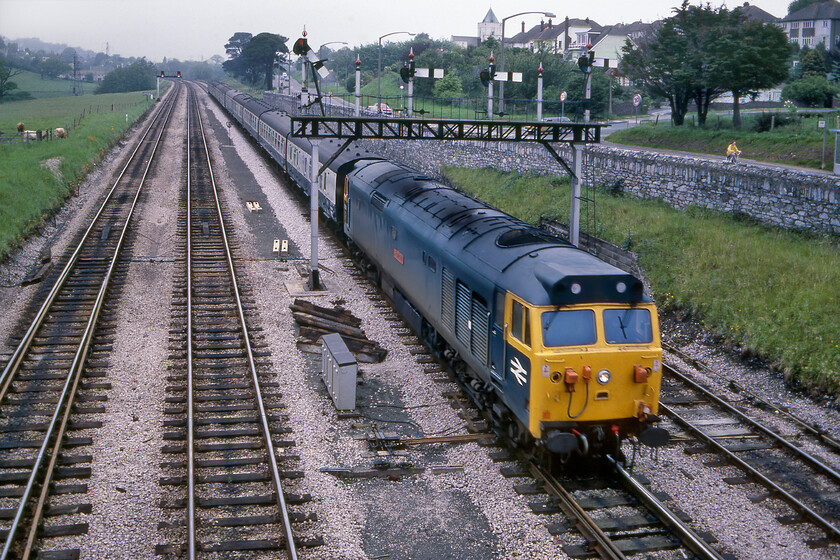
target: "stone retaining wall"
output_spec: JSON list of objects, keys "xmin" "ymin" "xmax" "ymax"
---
[
  {"xmin": 366, "ymin": 138, "xmax": 840, "ymax": 236},
  {"xmin": 263, "ymin": 92, "xmax": 840, "ymax": 235}
]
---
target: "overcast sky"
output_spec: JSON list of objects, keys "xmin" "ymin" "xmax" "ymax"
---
[{"xmin": 1, "ymin": 0, "xmax": 794, "ymax": 62}]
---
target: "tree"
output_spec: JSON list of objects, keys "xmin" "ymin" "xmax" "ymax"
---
[
  {"xmin": 61, "ymin": 47, "xmax": 77, "ymax": 64},
  {"xmin": 800, "ymin": 48, "xmax": 826, "ymax": 76},
  {"xmin": 0, "ymin": 57, "xmax": 23, "ymax": 103},
  {"xmin": 433, "ymin": 71, "xmax": 463, "ymax": 98},
  {"xmin": 96, "ymin": 59, "xmax": 155, "ymax": 93},
  {"xmin": 38, "ymin": 57, "xmax": 70, "ymax": 79},
  {"xmin": 225, "ymin": 32, "xmax": 252, "ymax": 59},
  {"xmin": 222, "ymin": 32, "xmax": 287, "ymax": 89},
  {"xmin": 622, "ymin": 1, "xmax": 791, "ymax": 126},
  {"xmin": 621, "ymin": 19, "xmax": 693, "ymax": 125},
  {"xmin": 710, "ymin": 15, "xmax": 791, "ymax": 128},
  {"xmin": 782, "ymin": 74, "xmax": 838, "ymax": 106},
  {"xmin": 787, "ymin": 0, "xmax": 824, "ymax": 14},
  {"xmin": 241, "ymin": 33, "xmax": 287, "ymax": 90}
]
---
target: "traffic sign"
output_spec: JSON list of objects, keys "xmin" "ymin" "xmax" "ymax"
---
[
  {"xmin": 560, "ymin": 91, "xmax": 567, "ymax": 102},
  {"xmin": 632, "ymin": 93, "xmax": 642, "ymax": 107}
]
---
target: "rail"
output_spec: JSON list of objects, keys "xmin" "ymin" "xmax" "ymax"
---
[
  {"xmin": 0, "ymin": 82, "xmax": 181, "ymax": 560},
  {"xmin": 186, "ymin": 84, "xmax": 299, "ymax": 559}
]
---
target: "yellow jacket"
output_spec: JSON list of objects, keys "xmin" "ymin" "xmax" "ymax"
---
[{"xmin": 726, "ymin": 143, "xmax": 741, "ymax": 155}]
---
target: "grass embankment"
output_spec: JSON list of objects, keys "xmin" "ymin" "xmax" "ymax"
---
[
  {"xmin": 0, "ymin": 92, "xmax": 154, "ymax": 260},
  {"xmin": 441, "ymin": 166, "xmax": 840, "ymax": 395},
  {"xmin": 607, "ymin": 111, "xmax": 838, "ymax": 170}
]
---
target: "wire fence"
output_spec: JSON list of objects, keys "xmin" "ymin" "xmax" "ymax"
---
[{"xmin": 0, "ymin": 98, "xmax": 152, "ymax": 145}]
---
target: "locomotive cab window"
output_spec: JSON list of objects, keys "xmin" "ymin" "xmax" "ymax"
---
[
  {"xmin": 510, "ymin": 300, "xmax": 531, "ymax": 346},
  {"xmin": 542, "ymin": 310, "xmax": 597, "ymax": 347},
  {"xmin": 603, "ymin": 309, "xmax": 653, "ymax": 344}
]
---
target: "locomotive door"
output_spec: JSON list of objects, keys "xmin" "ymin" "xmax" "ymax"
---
[{"xmin": 489, "ymin": 290, "xmax": 506, "ymax": 385}]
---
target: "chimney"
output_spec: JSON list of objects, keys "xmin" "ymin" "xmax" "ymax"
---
[
  {"xmin": 522, "ymin": 21, "xmax": 525, "ymax": 33},
  {"xmin": 548, "ymin": 18, "xmax": 553, "ymax": 28},
  {"xmin": 565, "ymin": 16, "xmax": 571, "ymax": 52},
  {"xmin": 541, "ymin": 19, "xmax": 545, "ymax": 31}
]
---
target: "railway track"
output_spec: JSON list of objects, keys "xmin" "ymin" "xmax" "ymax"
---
[
  {"xmin": 522, "ymin": 456, "xmax": 727, "ymax": 560},
  {"xmin": 155, "ymin": 83, "xmax": 319, "ymax": 558},
  {"xmin": 0, "ymin": 82, "xmax": 181, "ymax": 559},
  {"xmin": 659, "ymin": 345, "xmax": 840, "ymax": 547},
  {"xmin": 338, "ymin": 243, "xmax": 727, "ymax": 559}
]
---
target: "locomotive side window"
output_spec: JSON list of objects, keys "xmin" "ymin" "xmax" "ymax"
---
[
  {"xmin": 542, "ymin": 310, "xmax": 597, "ymax": 347},
  {"xmin": 510, "ymin": 300, "xmax": 531, "ymax": 346},
  {"xmin": 603, "ymin": 309, "xmax": 653, "ymax": 344}
]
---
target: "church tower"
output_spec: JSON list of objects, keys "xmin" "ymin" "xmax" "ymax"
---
[{"xmin": 478, "ymin": 8, "xmax": 502, "ymax": 42}]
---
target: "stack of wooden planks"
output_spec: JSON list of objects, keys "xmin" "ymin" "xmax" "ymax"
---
[{"xmin": 291, "ymin": 299, "xmax": 388, "ymax": 363}]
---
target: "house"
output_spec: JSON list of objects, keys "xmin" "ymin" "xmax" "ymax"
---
[
  {"xmin": 780, "ymin": 0, "xmax": 840, "ymax": 50},
  {"xmin": 507, "ymin": 18, "xmax": 598, "ymax": 53},
  {"xmin": 735, "ymin": 1, "xmax": 778, "ymax": 23}
]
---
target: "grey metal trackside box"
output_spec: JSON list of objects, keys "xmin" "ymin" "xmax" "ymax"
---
[{"xmin": 321, "ymin": 333, "xmax": 357, "ymax": 410}]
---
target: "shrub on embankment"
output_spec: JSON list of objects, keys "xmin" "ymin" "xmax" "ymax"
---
[
  {"xmin": 0, "ymin": 92, "xmax": 154, "ymax": 260},
  {"xmin": 441, "ymin": 166, "xmax": 840, "ymax": 397},
  {"xmin": 608, "ymin": 112, "xmax": 834, "ymax": 170}
]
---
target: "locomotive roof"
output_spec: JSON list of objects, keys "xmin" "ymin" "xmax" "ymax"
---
[{"xmin": 351, "ymin": 159, "xmax": 648, "ymax": 306}]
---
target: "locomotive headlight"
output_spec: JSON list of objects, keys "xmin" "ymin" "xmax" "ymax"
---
[
  {"xmin": 616, "ymin": 281, "xmax": 627, "ymax": 294},
  {"xmin": 570, "ymin": 282, "xmax": 582, "ymax": 295},
  {"xmin": 596, "ymin": 369, "xmax": 612, "ymax": 385}
]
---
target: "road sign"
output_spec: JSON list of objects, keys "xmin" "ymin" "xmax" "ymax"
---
[
  {"xmin": 632, "ymin": 93, "xmax": 642, "ymax": 107},
  {"xmin": 560, "ymin": 91, "xmax": 567, "ymax": 102}
]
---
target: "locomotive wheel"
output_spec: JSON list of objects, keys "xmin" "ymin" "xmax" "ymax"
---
[{"xmin": 506, "ymin": 419, "xmax": 529, "ymax": 448}]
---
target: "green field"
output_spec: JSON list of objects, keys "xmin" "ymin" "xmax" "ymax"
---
[
  {"xmin": 442, "ymin": 166, "xmax": 840, "ymax": 395},
  {"xmin": 0, "ymin": 91, "xmax": 154, "ymax": 260},
  {"xmin": 7, "ymin": 69, "xmax": 101, "ymax": 99}
]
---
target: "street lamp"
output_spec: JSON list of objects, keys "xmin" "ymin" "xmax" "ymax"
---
[
  {"xmin": 499, "ymin": 10, "xmax": 555, "ymax": 114},
  {"xmin": 378, "ymin": 31, "xmax": 414, "ymax": 113},
  {"xmin": 316, "ymin": 42, "xmax": 347, "ymax": 97},
  {"xmin": 317, "ymin": 41, "xmax": 348, "ymax": 58}
]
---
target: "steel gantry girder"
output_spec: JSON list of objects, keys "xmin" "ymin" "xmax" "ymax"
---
[
  {"xmin": 293, "ymin": 114, "xmax": 601, "ymax": 253},
  {"xmin": 290, "ymin": 116, "xmax": 601, "ymax": 144}
]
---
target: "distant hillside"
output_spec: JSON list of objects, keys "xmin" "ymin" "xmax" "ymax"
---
[{"xmin": 2, "ymin": 36, "xmax": 97, "ymax": 59}]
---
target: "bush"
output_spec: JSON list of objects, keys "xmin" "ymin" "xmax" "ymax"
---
[
  {"xmin": 750, "ymin": 111, "xmax": 796, "ymax": 132},
  {"xmin": 782, "ymin": 75, "xmax": 839, "ymax": 108},
  {"xmin": 96, "ymin": 60, "xmax": 156, "ymax": 94}
]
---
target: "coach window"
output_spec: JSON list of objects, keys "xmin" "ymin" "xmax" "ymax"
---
[{"xmin": 510, "ymin": 299, "xmax": 531, "ymax": 347}]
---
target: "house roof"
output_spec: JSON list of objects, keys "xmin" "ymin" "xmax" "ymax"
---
[
  {"xmin": 508, "ymin": 18, "xmax": 599, "ymax": 45},
  {"xmin": 783, "ymin": 0, "xmax": 840, "ymax": 22},
  {"xmin": 735, "ymin": 2, "xmax": 779, "ymax": 22}
]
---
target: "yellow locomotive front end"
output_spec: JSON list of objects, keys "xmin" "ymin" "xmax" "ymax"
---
[{"xmin": 505, "ymin": 293, "xmax": 668, "ymax": 456}]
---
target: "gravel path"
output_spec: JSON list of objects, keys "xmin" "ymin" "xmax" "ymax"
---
[{"xmin": 0, "ymin": 85, "xmax": 838, "ymax": 559}]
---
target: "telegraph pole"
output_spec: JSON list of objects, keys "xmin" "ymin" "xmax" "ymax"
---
[{"xmin": 570, "ymin": 47, "xmax": 594, "ymax": 247}]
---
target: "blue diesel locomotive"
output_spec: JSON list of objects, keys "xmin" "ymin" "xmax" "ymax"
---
[{"xmin": 206, "ymin": 81, "xmax": 668, "ymax": 459}]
